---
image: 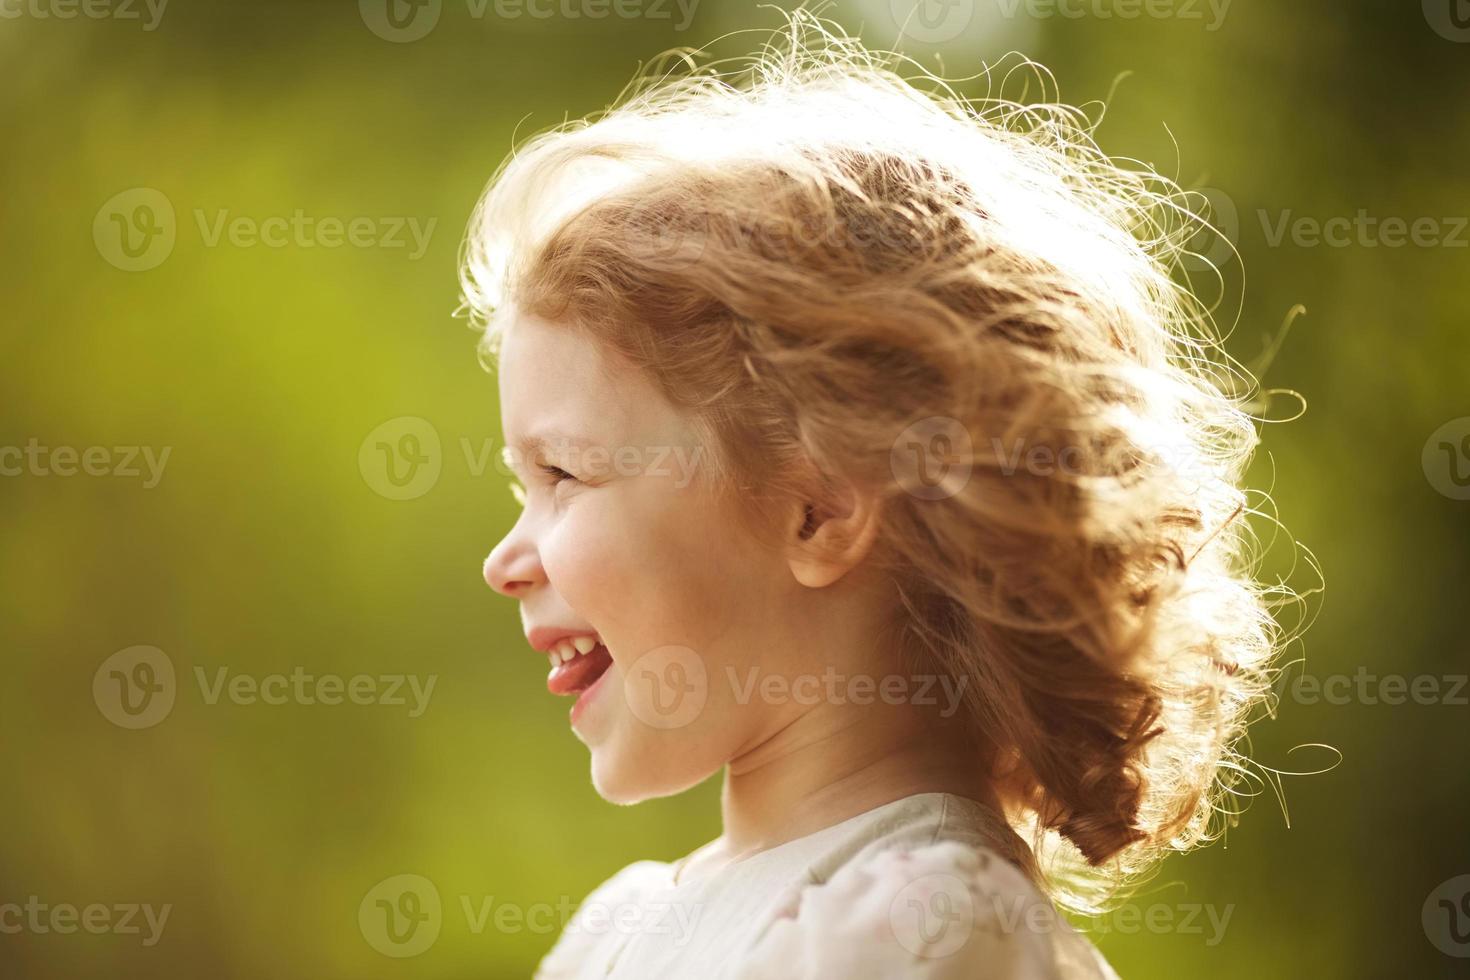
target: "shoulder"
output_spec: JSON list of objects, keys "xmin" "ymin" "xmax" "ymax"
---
[
  {"xmin": 534, "ymin": 860, "xmax": 673, "ymax": 979},
  {"xmin": 577, "ymin": 858, "xmax": 673, "ymax": 910},
  {"xmin": 738, "ymin": 840, "xmax": 1119, "ymax": 980}
]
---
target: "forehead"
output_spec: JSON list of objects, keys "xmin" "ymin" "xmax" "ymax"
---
[{"xmin": 495, "ymin": 312, "xmax": 685, "ymax": 451}]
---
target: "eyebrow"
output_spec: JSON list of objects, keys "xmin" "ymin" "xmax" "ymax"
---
[{"xmin": 512, "ymin": 429, "xmax": 596, "ymax": 460}]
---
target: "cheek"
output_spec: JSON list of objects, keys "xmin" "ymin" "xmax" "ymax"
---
[
  {"xmin": 537, "ymin": 490, "xmax": 668, "ymax": 630},
  {"xmin": 537, "ymin": 501, "xmax": 614, "ymax": 608},
  {"xmin": 544, "ymin": 485, "xmax": 768, "ymax": 654}
]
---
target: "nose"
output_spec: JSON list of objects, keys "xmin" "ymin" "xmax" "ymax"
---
[{"xmin": 483, "ymin": 518, "xmax": 546, "ymax": 598}]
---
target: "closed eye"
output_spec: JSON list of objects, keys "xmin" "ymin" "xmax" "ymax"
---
[
  {"xmin": 506, "ymin": 466, "xmax": 577, "ymax": 508},
  {"xmin": 540, "ymin": 464, "xmax": 577, "ymax": 484}
]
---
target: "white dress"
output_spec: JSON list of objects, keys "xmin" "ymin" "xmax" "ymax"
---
[{"xmin": 534, "ymin": 792, "xmax": 1121, "ymax": 979}]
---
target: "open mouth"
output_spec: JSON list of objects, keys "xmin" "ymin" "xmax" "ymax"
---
[{"xmin": 545, "ymin": 639, "xmax": 614, "ymax": 698}]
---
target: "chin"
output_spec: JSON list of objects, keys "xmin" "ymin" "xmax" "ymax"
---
[{"xmin": 588, "ymin": 739, "xmax": 714, "ymax": 805}]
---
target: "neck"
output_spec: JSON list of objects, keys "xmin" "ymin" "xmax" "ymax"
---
[{"xmin": 717, "ymin": 696, "xmax": 998, "ymax": 860}]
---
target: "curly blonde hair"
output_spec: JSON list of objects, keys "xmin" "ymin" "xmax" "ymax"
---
[{"xmin": 461, "ymin": 14, "xmax": 1282, "ymax": 912}]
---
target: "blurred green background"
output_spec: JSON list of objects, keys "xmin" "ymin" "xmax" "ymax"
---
[{"xmin": 2, "ymin": 1, "xmax": 1467, "ymax": 976}]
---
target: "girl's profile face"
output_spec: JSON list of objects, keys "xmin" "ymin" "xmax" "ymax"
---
[{"xmin": 483, "ymin": 314, "xmax": 832, "ymax": 803}]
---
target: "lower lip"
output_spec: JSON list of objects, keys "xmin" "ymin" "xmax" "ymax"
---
[{"xmin": 569, "ymin": 665, "xmax": 612, "ymax": 728}]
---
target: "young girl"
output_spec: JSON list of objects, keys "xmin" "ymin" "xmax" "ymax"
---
[{"xmin": 469, "ymin": 17, "xmax": 1276, "ymax": 979}]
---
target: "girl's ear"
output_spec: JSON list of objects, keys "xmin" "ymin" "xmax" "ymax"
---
[{"xmin": 784, "ymin": 481, "xmax": 883, "ymax": 588}]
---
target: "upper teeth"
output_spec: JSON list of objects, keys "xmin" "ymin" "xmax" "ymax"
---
[{"xmin": 550, "ymin": 635, "xmax": 598, "ymax": 667}]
